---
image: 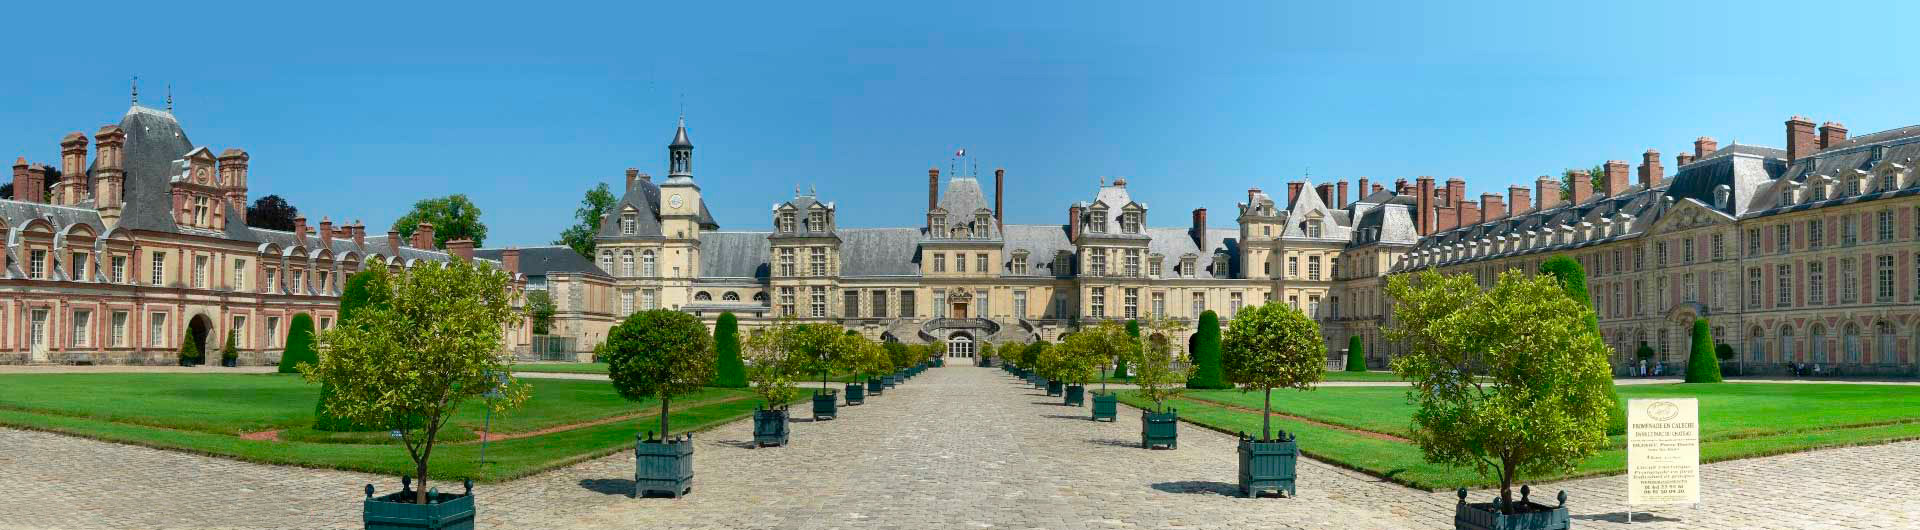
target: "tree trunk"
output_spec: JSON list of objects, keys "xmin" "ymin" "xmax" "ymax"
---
[
  {"xmin": 415, "ymin": 460, "xmax": 430, "ymax": 505},
  {"xmin": 1499, "ymin": 458, "xmax": 1516, "ymax": 514},
  {"xmin": 659, "ymin": 397, "xmax": 671, "ymax": 440},
  {"xmin": 1262, "ymin": 387, "xmax": 1272, "ymax": 441}
]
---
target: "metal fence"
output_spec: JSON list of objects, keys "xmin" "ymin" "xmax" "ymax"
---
[{"xmin": 528, "ymin": 335, "xmax": 579, "ymax": 362}]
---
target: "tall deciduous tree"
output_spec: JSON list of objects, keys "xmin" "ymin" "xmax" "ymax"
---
[
  {"xmin": 1187, "ymin": 310, "xmax": 1229, "ymax": 389},
  {"xmin": 302, "ymin": 260, "xmax": 528, "ymax": 504},
  {"xmin": 1386, "ymin": 269, "xmax": 1613, "ymax": 514},
  {"xmin": 711, "ymin": 312, "xmax": 747, "ymax": 388},
  {"xmin": 1127, "ymin": 316, "xmax": 1191, "ymax": 410},
  {"xmin": 523, "ymin": 290, "xmax": 556, "ymax": 335},
  {"xmin": 554, "ymin": 182, "xmax": 618, "ymax": 259},
  {"xmin": 604, "ymin": 309, "xmax": 715, "ymax": 439},
  {"xmin": 1222, "ymin": 302, "xmax": 1327, "ymax": 441},
  {"xmin": 392, "ymin": 194, "xmax": 488, "ymax": 249},
  {"xmin": 246, "ymin": 194, "xmax": 299, "ymax": 231}
]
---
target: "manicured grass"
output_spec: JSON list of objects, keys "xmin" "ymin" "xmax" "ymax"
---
[
  {"xmin": 0, "ymin": 373, "xmax": 790, "ymax": 482},
  {"xmin": 511, "ymin": 362, "xmax": 609, "ymax": 374},
  {"xmin": 1319, "ymin": 370, "xmax": 1407, "ymax": 382},
  {"xmin": 1118, "ymin": 382, "xmax": 1920, "ymax": 490}
]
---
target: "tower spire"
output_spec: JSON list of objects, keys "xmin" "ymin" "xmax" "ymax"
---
[
  {"xmin": 166, "ymin": 83, "xmax": 173, "ymax": 112},
  {"xmin": 130, "ymin": 76, "xmax": 138, "ymax": 105}
]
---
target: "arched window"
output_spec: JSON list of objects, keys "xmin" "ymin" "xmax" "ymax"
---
[
  {"xmin": 1877, "ymin": 322, "xmax": 1896, "ymax": 364},
  {"xmin": 1747, "ymin": 327, "xmax": 1766, "ymax": 362},
  {"xmin": 641, "ymin": 250, "xmax": 656, "ymax": 276},
  {"xmin": 722, "ymin": 291, "xmax": 740, "ymax": 301},
  {"xmin": 752, "ymin": 292, "xmax": 769, "ymax": 303},
  {"xmin": 1780, "ymin": 326, "xmax": 1798, "ymax": 363},
  {"xmin": 1809, "ymin": 324, "xmax": 1827, "ymax": 364},
  {"xmin": 599, "ymin": 251, "xmax": 613, "ymax": 273},
  {"xmin": 694, "ymin": 291, "xmax": 711, "ymax": 301},
  {"xmin": 621, "ymin": 251, "xmax": 635, "ymax": 276},
  {"xmin": 1843, "ymin": 324, "xmax": 1861, "ymax": 363}
]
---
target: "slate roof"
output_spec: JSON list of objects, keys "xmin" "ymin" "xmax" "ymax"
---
[
  {"xmin": 1074, "ymin": 183, "xmax": 1150, "ymax": 240},
  {"xmin": 839, "ymin": 228, "xmax": 921, "ymax": 277},
  {"xmin": 698, "ymin": 231, "xmax": 771, "ymax": 279},
  {"xmin": 1144, "ymin": 227, "xmax": 1240, "ymax": 279},
  {"xmin": 474, "ymin": 246, "xmax": 610, "ymax": 279},
  {"xmin": 931, "ymin": 176, "xmax": 998, "ymax": 238},
  {"xmin": 1000, "ymin": 224, "xmax": 1075, "ymax": 278}
]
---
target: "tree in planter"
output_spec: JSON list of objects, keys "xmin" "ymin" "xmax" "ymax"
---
[
  {"xmin": 743, "ymin": 317, "xmax": 802, "ymax": 407},
  {"xmin": 1345, "ymin": 336, "xmax": 1365, "ymax": 372},
  {"xmin": 884, "ymin": 342, "xmax": 913, "ymax": 376},
  {"xmin": 711, "ymin": 312, "xmax": 747, "ymax": 388},
  {"xmin": 1061, "ymin": 321, "xmax": 1128, "ymax": 392},
  {"xmin": 1684, "ymin": 319, "xmax": 1723, "ymax": 383},
  {"xmin": 301, "ymin": 261, "xmax": 528, "ymax": 504},
  {"xmin": 1385, "ymin": 269, "xmax": 1613, "ymax": 514},
  {"xmin": 790, "ymin": 324, "xmax": 850, "ymax": 391},
  {"xmin": 177, "ymin": 335, "xmax": 203, "ymax": 366},
  {"xmin": 1221, "ymin": 302, "xmax": 1327, "ymax": 441},
  {"xmin": 1127, "ymin": 316, "xmax": 1192, "ymax": 411},
  {"xmin": 1113, "ymin": 319, "xmax": 1139, "ymax": 380},
  {"xmin": 276, "ymin": 313, "xmax": 318, "ymax": 373},
  {"xmin": 604, "ymin": 309, "xmax": 715, "ymax": 440},
  {"xmin": 1187, "ymin": 310, "xmax": 1230, "ymax": 389},
  {"xmin": 221, "ymin": 330, "xmax": 239, "ymax": 366},
  {"xmin": 1019, "ymin": 341, "xmax": 1043, "ymax": 369}
]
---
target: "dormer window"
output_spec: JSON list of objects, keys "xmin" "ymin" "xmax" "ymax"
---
[
  {"xmin": 1089, "ymin": 209, "xmax": 1108, "ymax": 233},
  {"xmin": 779, "ymin": 212, "xmax": 796, "ymax": 233},
  {"xmin": 976, "ymin": 213, "xmax": 991, "ymax": 235},
  {"xmin": 192, "ymin": 196, "xmax": 210, "ymax": 227},
  {"xmin": 1181, "ymin": 255, "xmax": 1197, "ymax": 278},
  {"xmin": 621, "ymin": 213, "xmax": 637, "ymax": 235},
  {"xmin": 809, "ymin": 210, "xmax": 826, "ymax": 231},
  {"xmin": 1148, "ymin": 253, "xmax": 1164, "ymax": 277},
  {"xmin": 1121, "ymin": 212, "xmax": 1140, "ymax": 234},
  {"xmin": 1055, "ymin": 250, "xmax": 1073, "ymax": 274},
  {"xmin": 1012, "ymin": 251, "xmax": 1029, "ymax": 275},
  {"xmin": 1304, "ymin": 219, "xmax": 1323, "ymax": 238},
  {"xmin": 1811, "ymin": 181, "xmax": 1827, "ymax": 202},
  {"xmin": 929, "ymin": 214, "xmax": 945, "ymax": 233},
  {"xmin": 1212, "ymin": 254, "xmax": 1229, "ymax": 278}
]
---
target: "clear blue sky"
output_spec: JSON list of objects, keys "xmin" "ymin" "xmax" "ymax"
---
[{"xmin": 5, "ymin": 1, "xmax": 1918, "ymax": 246}]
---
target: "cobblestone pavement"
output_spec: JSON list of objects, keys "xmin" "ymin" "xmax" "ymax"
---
[{"xmin": 2, "ymin": 359, "xmax": 1916, "ymax": 529}]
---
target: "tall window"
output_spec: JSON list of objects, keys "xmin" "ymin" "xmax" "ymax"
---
[
  {"xmin": 151, "ymin": 252, "xmax": 166, "ymax": 285},
  {"xmin": 1611, "ymin": 283, "xmax": 1624, "ymax": 318},
  {"xmin": 844, "ymin": 290, "xmax": 861, "ymax": 318},
  {"xmin": 1876, "ymin": 255, "xmax": 1895, "ymax": 301},
  {"xmin": 70, "ymin": 252, "xmax": 87, "ymax": 281},
  {"xmin": 1123, "ymin": 288, "xmax": 1139, "ymax": 319},
  {"xmin": 111, "ymin": 256, "xmax": 126, "ymax": 283},
  {"xmin": 1089, "ymin": 251, "xmax": 1106, "ymax": 276},
  {"xmin": 642, "ymin": 251, "xmax": 657, "ymax": 276},
  {"xmin": 809, "ymin": 286, "xmax": 827, "ymax": 317},
  {"xmin": 233, "ymin": 260, "xmax": 247, "ymax": 291},
  {"xmin": 1810, "ymin": 325, "xmax": 1828, "ymax": 363},
  {"xmin": 1710, "ymin": 270, "xmax": 1727, "ymax": 309},
  {"xmin": 111, "ymin": 311, "xmax": 128, "ymax": 347},
  {"xmin": 1710, "ymin": 233, "xmax": 1725, "ymax": 261},
  {"xmin": 1877, "ymin": 210, "xmax": 1895, "ymax": 241},
  {"xmin": 70, "ymin": 310, "xmax": 90, "ymax": 347},
  {"xmin": 1747, "ymin": 268, "xmax": 1762, "ymax": 308},
  {"xmin": 620, "ymin": 290, "xmax": 634, "ymax": 314},
  {"xmin": 192, "ymin": 196, "xmax": 210, "ymax": 226},
  {"xmin": 1192, "ymin": 291, "xmax": 1206, "ymax": 317},
  {"xmin": 620, "ymin": 213, "xmax": 637, "ymax": 235},
  {"xmin": 1655, "ymin": 241, "xmax": 1668, "ymax": 267},
  {"xmin": 873, "ymin": 290, "xmax": 889, "ymax": 318},
  {"xmin": 1808, "ymin": 261, "xmax": 1825, "ymax": 305},
  {"xmin": 1682, "ymin": 273, "xmax": 1697, "ymax": 303},
  {"xmin": 1148, "ymin": 255, "xmax": 1163, "ymax": 277},
  {"xmin": 230, "ymin": 315, "xmax": 246, "ymax": 349},
  {"xmin": 1150, "ymin": 291, "xmax": 1165, "ymax": 318},
  {"xmin": 1308, "ymin": 256, "xmax": 1322, "ymax": 281},
  {"xmin": 1089, "ymin": 210, "xmax": 1108, "ymax": 233},
  {"xmin": 266, "ymin": 269, "xmax": 278, "ymax": 293},
  {"xmin": 1229, "ymin": 292, "xmax": 1243, "ymax": 317},
  {"xmin": 1777, "ymin": 264, "xmax": 1794, "ymax": 307},
  {"xmin": 1633, "ymin": 280, "xmax": 1645, "ymax": 316},
  {"xmin": 1840, "ymin": 217, "xmax": 1858, "ymax": 246},
  {"xmin": 1779, "ymin": 326, "xmax": 1796, "ymax": 363},
  {"xmin": 1776, "ymin": 224, "xmax": 1791, "ymax": 253},
  {"xmin": 1878, "ymin": 322, "xmax": 1897, "ymax": 364},
  {"xmin": 1121, "ymin": 212, "xmax": 1140, "ymax": 234},
  {"xmin": 811, "ymin": 247, "xmax": 828, "ymax": 276},
  {"xmin": 1090, "ymin": 288, "xmax": 1106, "ymax": 318},
  {"xmin": 28, "ymin": 309, "xmax": 47, "ymax": 348},
  {"xmin": 1124, "ymin": 249, "xmax": 1141, "ymax": 277},
  {"xmin": 1843, "ymin": 325, "xmax": 1862, "ymax": 363},
  {"xmin": 193, "ymin": 255, "xmax": 209, "ymax": 288},
  {"xmin": 1839, "ymin": 258, "xmax": 1858, "ymax": 304},
  {"xmin": 642, "ymin": 289, "xmax": 658, "ymax": 310},
  {"xmin": 953, "ymin": 252, "xmax": 965, "ymax": 273},
  {"xmin": 28, "ymin": 250, "xmax": 46, "ymax": 279},
  {"xmin": 1308, "ymin": 295, "xmax": 1321, "ymax": 317},
  {"xmin": 977, "ymin": 253, "xmax": 989, "ymax": 274},
  {"xmin": 931, "ymin": 252, "xmax": 945, "ymax": 273},
  {"xmin": 1288, "ymin": 256, "xmax": 1299, "ymax": 278},
  {"xmin": 266, "ymin": 316, "xmax": 280, "ymax": 347},
  {"xmin": 149, "ymin": 312, "xmax": 168, "ymax": 347},
  {"xmin": 779, "ymin": 287, "xmax": 796, "ymax": 316},
  {"xmin": 809, "ymin": 211, "xmax": 826, "ymax": 231},
  {"xmin": 900, "ymin": 290, "xmax": 916, "ymax": 318},
  {"xmin": 621, "ymin": 251, "xmax": 635, "ymax": 276},
  {"xmin": 1809, "ymin": 219, "xmax": 1825, "ymax": 249},
  {"xmin": 599, "ymin": 251, "xmax": 613, "ymax": 274},
  {"xmin": 1748, "ymin": 327, "xmax": 1766, "ymax": 362},
  {"xmin": 1746, "ymin": 228, "xmax": 1761, "ymax": 256}
]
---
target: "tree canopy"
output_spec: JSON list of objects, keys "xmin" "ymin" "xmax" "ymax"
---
[
  {"xmin": 392, "ymin": 194, "xmax": 488, "ymax": 249},
  {"xmin": 1187, "ymin": 310, "xmax": 1229, "ymax": 389},
  {"xmin": 743, "ymin": 316, "xmax": 803, "ymax": 406},
  {"xmin": 1222, "ymin": 302, "xmax": 1327, "ymax": 439},
  {"xmin": 524, "ymin": 290, "xmax": 556, "ymax": 335},
  {"xmin": 1057, "ymin": 321, "xmax": 1127, "ymax": 387},
  {"xmin": 554, "ymin": 182, "xmax": 618, "ymax": 259},
  {"xmin": 711, "ymin": 312, "xmax": 747, "ymax": 388},
  {"xmin": 603, "ymin": 309, "xmax": 715, "ymax": 438},
  {"xmin": 246, "ymin": 194, "xmax": 299, "ymax": 231},
  {"xmin": 1127, "ymin": 317, "xmax": 1191, "ymax": 409}
]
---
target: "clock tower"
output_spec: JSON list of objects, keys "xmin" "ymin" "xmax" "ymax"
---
[{"xmin": 656, "ymin": 117, "xmax": 704, "ymax": 309}]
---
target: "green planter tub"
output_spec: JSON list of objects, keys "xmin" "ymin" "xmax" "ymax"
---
[
  {"xmin": 1045, "ymin": 380, "xmax": 1063, "ymax": 397},
  {"xmin": 935, "ymin": 358, "xmax": 945, "ymax": 367},
  {"xmin": 844, "ymin": 383, "xmax": 865, "ymax": 405},
  {"xmin": 634, "ymin": 435, "xmax": 694, "ymax": 498},
  {"xmin": 752, "ymin": 406, "xmax": 790, "ymax": 447},
  {"xmin": 1090, "ymin": 393, "xmax": 1117, "ymax": 421},
  {"xmin": 1031, "ymin": 376, "xmax": 1047, "ymax": 389},
  {"xmin": 1237, "ymin": 432, "xmax": 1298, "ymax": 497},
  {"xmin": 1063, "ymin": 385, "xmax": 1085, "ymax": 406},
  {"xmin": 866, "ymin": 377, "xmax": 884, "ymax": 395},
  {"xmin": 363, "ymin": 477, "xmax": 475, "ymax": 530},
  {"xmin": 1141, "ymin": 408, "xmax": 1179, "ymax": 449},
  {"xmin": 1454, "ymin": 487, "xmax": 1569, "ymax": 530},
  {"xmin": 883, "ymin": 375, "xmax": 897, "ymax": 388},
  {"xmin": 812, "ymin": 390, "xmax": 838, "ymax": 420}
]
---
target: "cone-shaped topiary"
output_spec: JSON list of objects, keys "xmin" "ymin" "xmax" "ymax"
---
[
  {"xmin": 1187, "ymin": 310, "xmax": 1229, "ymax": 389},
  {"xmin": 177, "ymin": 335, "xmax": 202, "ymax": 366},
  {"xmin": 1346, "ymin": 335, "xmax": 1366, "ymax": 371},
  {"xmin": 1539, "ymin": 254, "xmax": 1625, "ymax": 435},
  {"xmin": 316, "ymin": 271, "xmax": 390, "ymax": 431},
  {"xmin": 1685, "ymin": 318, "xmax": 1723, "ymax": 383},
  {"xmin": 712, "ymin": 312, "xmax": 747, "ymax": 388},
  {"xmin": 221, "ymin": 330, "xmax": 238, "ymax": 365},
  {"xmin": 1113, "ymin": 319, "xmax": 1138, "ymax": 380},
  {"xmin": 276, "ymin": 313, "xmax": 318, "ymax": 374}
]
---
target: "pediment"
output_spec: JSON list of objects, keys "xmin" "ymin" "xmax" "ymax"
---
[{"xmin": 1648, "ymin": 197, "xmax": 1732, "ymax": 233}]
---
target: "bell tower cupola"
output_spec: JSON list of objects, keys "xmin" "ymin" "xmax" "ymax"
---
[{"xmin": 668, "ymin": 116, "xmax": 693, "ymax": 182}]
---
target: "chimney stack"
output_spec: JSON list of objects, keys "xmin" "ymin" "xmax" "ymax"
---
[
  {"xmin": 446, "ymin": 239, "xmax": 474, "ymax": 260},
  {"xmin": 1603, "ymin": 160, "xmax": 1629, "ymax": 196},
  {"xmin": 58, "ymin": 132, "xmax": 88, "ymax": 205},
  {"xmin": 1314, "ymin": 183, "xmax": 1333, "ymax": 207},
  {"xmin": 1571, "ymin": 170, "xmax": 1595, "ymax": 204},
  {"xmin": 994, "ymin": 168, "xmax": 1005, "ymax": 233},
  {"xmin": 1638, "ymin": 150, "xmax": 1663, "ymax": 189},
  {"xmin": 11, "ymin": 158, "xmax": 33, "ymax": 203},
  {"xmin": 1287, "ymin": 182, "xmax": 1305, "ymax": 207},
  {"xmin": 352, "ymin": 221, "xmax": 366, "ymax": 247},
  {"xmin": 387, "ymin": 230, "xmax": 402, "ymax": 252},
  {"xmin": 503, "ymin": 247, "xmax": 521, "ymax": 274},
  {"xmin": 1508, "ymin": 185, "xmax": 1532, "ymax": 217},
  {"xmin": 625, "ymin": 168, "xmax": 638, "ymax": 190},
  {"xmin": 1356, "ymin": 178, "xmax": 1369, "ymax": 200},
  {"xmin": 319, "ymin": 217, "xmax": 334, "ymax": 246},
  {"xmin": 1536, "ymin": 176, "xmax": 1561, "ymax": 210},
  {"xmin": 1480, "ymin": 193, "xmax": 1504, "ymax": 223},
  {"xmin": 294, "ymin": 216, "xmax": 308, "ymax": 241},
  {"xmin": 1787, "ymin": 115, "xmax": 1817, "ymax": 160},
  {"xmin": 1677, "ymin": 152, "xmax": 1695, "ymax": 166},
  {"xmin": 414, "ymin": 222, "xmax": 435, "ymax": 249},
  {"xmin": 1372, "ymin": 183, "xmax": 1383, "ymax": 194},
  {"xmin": 1445, "ymin": 178, "xmax": 1466, "ymax": 207},
  {"xmin": 1395, "ymin": 178, "xmax": 1409, "ymax": 195},
  {"xmin": 1336, "ymin": 180, "xmax": 1349, "ymax": 208},
  {"xmin": 1415, "ymin": 177, "xmax": 1435, "ymax": 235},
  {"xmin": 1819, "ymin": 121, "xmax": 1848, "ymax": 149},
  {"xmin": 1067, "ymin": 205, "xmax": 1083, "ymax": 241},
  {"xmin": 928, "ymin": 168, "xmax": 940, "ymax": 210},
  {"xmin": 1694, "ymin": 136, "xmax": 1717, "ymax": 159},
  {"xmin": 94, "ymin": 126, "xmax": 128, "ymax": 223},
  {"xmin": 1191, "ymin": 208, "xmax": 1208, "ymax": 246}
]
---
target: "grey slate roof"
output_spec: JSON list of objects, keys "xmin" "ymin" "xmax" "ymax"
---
[
  {"xmin": 772, "ymin": 194, "xmax": 837, "ymax": 237},
  {"xmin": 932, "ymin": 176, "xmax": 997, "ymax": 238},
  {"xmin": 1075, "ymin": 183, "xmax": 1150, "ymax": 240},
  {"xmin": 839, "ymin": 228, "xmax": 921, "ymax": 277},
  {"xmin": 1145, "ymin": 227, "xmax": 1239, "ymax": 279},
  {"xmin": 596, "ymin": 176, "xmax": 721, "ymax": 241},
  {"xmin": 698, "ymin": 231, "xmax": 771, "ymax": 279},
  {"xmin": 1000, "ymin": 224, "xmax": 1074, "ymax": 278},
  {"xmin": 474, "ymin": 246, "xmax": 610, "ymax": 279}
]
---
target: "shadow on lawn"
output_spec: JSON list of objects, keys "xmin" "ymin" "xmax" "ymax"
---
[{"xmin": 1151, "ymin": 481, "xmax": 1239, "ymax": 496}]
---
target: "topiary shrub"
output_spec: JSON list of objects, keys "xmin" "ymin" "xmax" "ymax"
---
[
  {"xmin": 277, "ymin": 313, "xmax": 318, "ymax": 374},
  {"xmin": 1715, "ymin": 343, "xmax": 1735, "ymax": 362},
  {"xmin": 1113, "ymin": 319, "xmax": 1138, "ymax": 380},
  {"xmin": 711, "ymin": 312, "xmax": 747, "ymax": 388},
  {"xmin": 1539, "ymin": 254, "xmax": 1625, "ymax": 435},
  {"xmin": 1685, "ymin": 319, "xmax": 1723, "ymax": 383},
  {"xmin": 1346, "ymin": 335, "xmax": 1366, "ymax": 371},
  {"xmin": 1186, "ymin": 310, "xmax": 1229, "ymax": 389},
  {"xmin": 221, "ymin": 330, "xmax": 239, "ymax": 366},
  {"xmin": 1635, "ymin": 342, "xmax": 1655, "ymax": 361},
  {"xmin": 177, "ymin": 336, "xmax": 202, "ymax": 366}
]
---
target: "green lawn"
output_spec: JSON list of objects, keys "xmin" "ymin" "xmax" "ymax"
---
[
  {"xmin": 510, "ymin": 362, "xmax": 609, "ymax": 374},
  {"xmin": 0, "ymin": 373, "xmax": 788, "ymax": 482},
  {"xmin": 1117, "ymin": 382, "xmax": 1920, "ymax": 490}
]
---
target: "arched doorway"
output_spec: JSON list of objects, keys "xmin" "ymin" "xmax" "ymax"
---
[
  {"xmin": 947, "ymin": 332, "xmax": 974, "ymax": 359},
  {"xmin": 186, "ymin": 314, "xmax": 213, "ymax": 366}
]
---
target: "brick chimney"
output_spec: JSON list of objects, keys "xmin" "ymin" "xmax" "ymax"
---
[
  {"xmin": 1191, "ymin": 208, "xmax": 1208, "ymax": 246},
  {"xmin": 11, "ymin": 158, "xmax": 32, "ymax": 203},
  {"xmin": 1067, "ymin": 205, "xmax": 1083, "ymax": 241},
  {"xmin": 1459, "ymin": 198, "xmax": 1479, "ymax": 228},
  {"xmin": 994, "ymin": 168, "xmax": 1005, "ymax": 233},
  {"xmin": 1372, "ymin": 183, "xmax": 1383, "ymax": 194},
  {"xmin": 387, "ymin": 230, "xmax": 402, "ymax": 252},
  {"xmin": 1480, "ymin": 193, "xmax": 1504, "ymax": 223},
  {"xmin": 928, "ymin": 168, "xmax": 940, "ymax": 210},
  {"xmin": 95, "ymin": 126, "xmax": 128, "ymax": 224},
  {"xmin": 413, "ymin": 222, "xmax": 435, "ymax": 249},
  {"xmin": 1287, "ymin": 182, "xmax": 1305, "ymax": 208},
  {"xmin": 1336, "ymin": 180, "xmax": 1349, "ymax": 208},
  {"xmin": 293, "ymin": 215, "xmax": 308, "ymax": 241},
  {"xmin": 1787, "ymin": 116, "xmax": 1817, "ymax": 160},
  {"xmin": 1677, "ymin": 152, "xmax": 1695, "ymax": 166},
  {"xmin": 1356, "ymin": 178, "xmax": 1369, "ymax": 200},
  {"xmin": 1571, "ymin": 170, "xmax": 1594, "ymax": 204},
  {"xmin": 1508, "ymin": 185, "xmax": 1532, "ymax": 217},
  {"xmin": 502, "ymin": 247, "xmax": 520, "ymax": 274},
  {"xmin": 1536, "ymin": 176, "xmax": 1561, "ymax": 210},
  {"xmin": 1395, "ymin": 178, "xmax": 1409, "ymax": 195},
  {"xmin": 1314, "ymin": 183, "xmax": 1333, "ymax": 207},
  {"xmin": 319, "ymin": 217, "xmax": 334, "ymax": 246},
  {"xmin": 1415, "ymin": 177, "xmax": 1435, "ymax": 235},
  {"xmin": 1694, "ymin": 136, "xmax": 1717, "ymax": 159},
  {"xmin": 1603, "ymin": 160, "xmax": 1629, "ymax": 196},
  {"xmin": 625, "ymin": 168, "xmax": 638, "ymax": 190},
  {"xmin": 351, "ymin": 221, "xmax": 365, "ymax": 247},
  {"xmin": 446, "ymin": 238, "xmax": 474, "ymax": 260},
  {"xmin": 1445, "ymin": 178, "xmax": 1466, "ymax": 207},
  {"xmin": 1819, "ymin": 121, "xmax": 1848, "ymax": 149},
  {"xmin": 1638, "ymin": 150, "xmax": 1663, "ymax": 189},
  {"xmin": 58, "ymin": 132, "xmax": 88, "ymax": 205}
]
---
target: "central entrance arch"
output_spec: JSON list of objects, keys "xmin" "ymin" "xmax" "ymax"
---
[
  {"xmin": 186, "ymin": 314, "xmax": 213, "ymax": 365},
  {"xmin": 947, "ymin": 332, "xmax": 974, "ymax": 358}
]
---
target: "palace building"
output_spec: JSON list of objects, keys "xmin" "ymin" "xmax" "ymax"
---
[
  {"xmin": 0, "ymin": 98, "xmax": 527, "ymax": 365},
  {"xmin": 537, "ymin": 116, "xmax": 1919, "ymax": 377}
]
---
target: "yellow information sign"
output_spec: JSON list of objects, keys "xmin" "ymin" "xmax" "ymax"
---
[{"xmin": 1627, "ymin": 398, "xmax": 1700, "ymax": 505}]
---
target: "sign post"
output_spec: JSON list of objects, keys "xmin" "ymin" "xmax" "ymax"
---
[{"xmin": 1626, "ymin": 398, "xmax": 1700, "ymax": 523}]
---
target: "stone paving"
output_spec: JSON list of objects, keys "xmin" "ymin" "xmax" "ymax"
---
[{"xmin": 0, "ymin": 359, "xmax": 1916, "ymax": 529}]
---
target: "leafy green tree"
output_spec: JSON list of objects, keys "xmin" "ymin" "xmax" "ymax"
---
[
  {"xmin": 743, "ymin": 317, "xmax": 801, "ymax": 407},
  {"xmin": 1112, "ymin": 320, "xmax": 1139, "ymax": 380},
  {"xmin": 1539, "ymin": 254, "xmax": 1626, "ymax": 434},
  {"xmin": 301, "ymin": 260, "xmax": 528, "ymax": 504},
  {"xmin": 1345, "ymin": 335, "xmax": 1366, "ymax": 372},
  {"xmin": 1127, "ymin": 316, "xmax": 1191, "ymax": 410},
  {"xmin": 524, "ymin": 290, "xmax": 556, "ymax": 335},
  {"xmin": 1222, "ymin": 302, "xmax": 1327, "ymax": 441},
  {"xmin": 1058, "ymin": 321, "xmax": 1125, "ymax": 390},
  {"xmin": 245, "ymin": 194, "xmax": 299, "ymax": 231},
  {"xmin": 392, "ymin": 194, "xmax": 487, "ymax": 249},
  {"xmin": 317, "ymin": 270, "xmax": 390, "ymax": 432},
  {"xmin": 1635, "ymin": 343, "xmax": 1655, "ymax": 361},
  {"xmin": 1187, "ymin": 310, "xmax": 1229, "ymax": 389},
  {"xmin": 1559, "ymin": 164, "xmax": 1606, "ymax": 201},
  {"xmin": 604, "ymin": 309, "xmax": 715, "ymax": 439},
  {"xmin": 1715, "ymin": 343, "xmax": 1735, "ymax": 362},
  {"xmin": 710, "ymin": 313, "xmax": 747, "ymax": 388},
  {"xmin": 553, "ymin": 182, "xmax": 618, "ymax": 259},
  {"xmin": 1019, "ymin": 341, "xmax": 1043, "ymax": 368},
  {"xmin": 1685, "ymin": 319, "xmax": 1723, "ymax": 383},
  {"xmin": 1386, "ymin": 269, "xmax": 1613, "ymax": 514},
  {"xmin": 276, "ymin": 313, "xmax": 318, "ymax": 374}
]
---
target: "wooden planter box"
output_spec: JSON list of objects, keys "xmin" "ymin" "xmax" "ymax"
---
[
  {"xmin": 811, "ymin": 390, "xmax": 838, "ymax": 420},
  {"xmin": 634, "ymin": 436, "xmax": 694, "ymax": 498},
  {"xmin": 752, "ymin": 407, "xmax": 789, "ymax": 447},
  {"xmin": 363, "ymin": 478, "xmax": 476, "ymax": 530},
  {"xmin": 1454, "ymin": 487, "xmax": 1570, "ymax": 530},
  {"xmin": 1141, "ymin": 408, "xmax": 1179, "ymax": 449},
  {"xmin": 1237, "ymin": 433, "xmax": 1298, "ymax": 498},
  {"xmin": 866, "ymin": 378, "xmax": 884, "ymax": 395},
  {"xmin": 883, "ymin": 375, "xmax": 897, "ymax": 389},
  {"xmin": 1045, "ymin": 380, "xmax": 1063, "ymax": 397},
  {"xmin": 1063, "ymin": 385, "xmax": 1085, "ymax": 406},
  {"xmin": 1090, "ymin": 393, "xmax": 1118, "ymax": 421},
  {"xmin": 844, "ymin": 383, "xmax": 865, "ymax": 405},
  {"xmin": 935, "ymin": 358, "xmax": 945, "ymax": 367}
]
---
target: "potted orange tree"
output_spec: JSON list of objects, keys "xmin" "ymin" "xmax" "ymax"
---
[
  {"xmin": 1387, "ymin": 269, "xmax": 1611, "ymax": 530},
  {"xmin": 1059, "ymin": 321, "xmax": 1127, "ymax": 411},
  {"xmin": 303, "ymin": 258, "xmax": 526, "ymax": 527},
  {"xmin": 1125, "ymin": 317, "xmax": 1191, "ymax": 449},
  {"xmin": 1221, "ymin": 301, "xmax": 1325, "ymax": 498},
  {"xmin": 605, "ymin": 309, "xmax": 716, "ymax": 498},
  {"xmin": 744, "ymin": 317, "xmax": 800, "ymax": 447}
]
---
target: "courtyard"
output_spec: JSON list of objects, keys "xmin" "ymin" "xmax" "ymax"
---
[{"xmin": 0, "ymin": 362, "xmax": 1914, "ymax": 529}]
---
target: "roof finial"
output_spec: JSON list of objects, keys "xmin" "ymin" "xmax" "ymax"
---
[
  {"xmin": 165, "ymin": 83, "xmax": 173, "ymax": 112},
  {"xmin": 795, "ymin": 184, "xmax": 801, "ymax": 196},
  {"xmin": 809, "ymin": 184, "xmax": 816, "ymax": 196},
  {"xmin": 130, "ymin": 75, "xmax": 139, "ymax": 105}
]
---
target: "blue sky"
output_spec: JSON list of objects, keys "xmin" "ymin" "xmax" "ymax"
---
[{"xmin": 4, "ymin": 0, "xmax": 1917, "ymax": 246}]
